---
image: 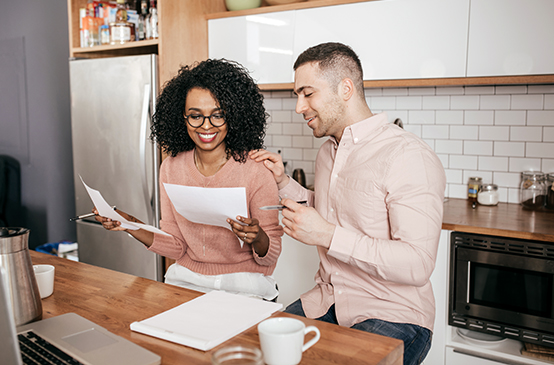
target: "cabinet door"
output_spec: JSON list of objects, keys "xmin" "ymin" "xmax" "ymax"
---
[
  {"xmin": 208, "ymin": 12, "xmax": 296, "ymax": 84},
  {"xmin": 467, "ymin": 0, "xmax": 554, "ymax": 77},
  {"xmin": 294, "ymin": 0, "xmax": 470, "ymax": 80}
]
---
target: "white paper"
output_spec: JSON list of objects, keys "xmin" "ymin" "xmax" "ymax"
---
[
  {"xmin": 130, "ymin": 291, "xmax": 282, "ymax": 351},
  {"xmin": 80, "ymin": 176, "xmax": 169, "ymax": 236},
  {"xmin": 163, "ymin": 184, "xmax": 248, "ymax": 229}
]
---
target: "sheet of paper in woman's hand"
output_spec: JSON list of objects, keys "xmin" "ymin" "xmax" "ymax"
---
[
  {"xmin": 80, "ymin": 176, "xmax": 169, "ymax": 235},
  {"xmin": 163, "ymin": 184, "xmax": 248, "ymax": 245}
]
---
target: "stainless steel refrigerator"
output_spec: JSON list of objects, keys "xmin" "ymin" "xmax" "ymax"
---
[{"xmin": 69, "ymin": 54, "xmax": 163, "ymax": 281}]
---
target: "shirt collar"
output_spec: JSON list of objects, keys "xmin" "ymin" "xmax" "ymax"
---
[{"xmin": 330, "ymin": 112, "xmax": 389, "ymax": 146}]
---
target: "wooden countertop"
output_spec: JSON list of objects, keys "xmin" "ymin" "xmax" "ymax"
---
[
  {"xmin": 442, "ymin": 198, "xmax": 554, "ymax": 242},
  {"xmin": 30, "ymin": 251, "xmax": 403, "ymax": 365}
]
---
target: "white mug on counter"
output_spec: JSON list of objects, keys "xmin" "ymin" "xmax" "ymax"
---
[
  {"xmin": 33, "ymin": 264, "xmax": 55, "ymax": 299},
  {"xmin": 258, "ymin": 317, "xmax": 320, "ymax": 365}
]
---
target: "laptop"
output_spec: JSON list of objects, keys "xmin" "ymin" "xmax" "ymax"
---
[{"xmin": 0, "ymin": 266, "xmax": 161, "ymax": 365}]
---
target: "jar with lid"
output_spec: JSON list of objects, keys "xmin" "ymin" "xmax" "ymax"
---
[
  {"xmin": 519, "ymin": 171, "xmax": 546, "ymax": 210},
  {"xmin": 467, "ymin": 177, "xmax": 482, "ymax": 202},
  {"xmin": 109, "ymin": 0, "xmax": 135, "ymax": 45},
  {"xmin": 546, "ymin": 173, "xmax": 554, "ymax": 210},
  {"xmin": 478, "ymin": 183, "xmax": 499, "ymax": 206}
]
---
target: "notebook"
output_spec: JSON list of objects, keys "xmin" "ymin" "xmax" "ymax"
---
[
  {"xmin": 0, "ymin": 266, "xmax": 161, "ymax": 365},
  {"xmin": 131, "ymin": 290, "xmax": 282, "ymax": 351}
]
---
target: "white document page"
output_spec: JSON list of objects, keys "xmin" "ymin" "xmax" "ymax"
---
[
  {"xmin": 163, "ymin": 184, "xmax": 248, "ymax": 229},
  {"xmin": 130, "ymin": 291, "xmax": 282, "ymax": 351},
  {"xmin": 80, "ymin": 176, "xmax": 169, "ymax": 236}
]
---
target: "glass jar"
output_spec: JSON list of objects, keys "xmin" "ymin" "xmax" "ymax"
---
[
  {"xmin": 211, "ymin": 345, "xmax": 263, "ymax": 365},
  {"xmin": 477, "ymin": 183, "xmax": 499, "ymax": 206},
  {"xmin": 546, "ymin": 173, "xmax": 554, "ymax": 210},
  {"xmin": 519, "ymin": 171, "xmax": 546, "ymax": 210},
  {"xmin": 467, "ymin": 177, "xmax": 482, "ymax": 202}
]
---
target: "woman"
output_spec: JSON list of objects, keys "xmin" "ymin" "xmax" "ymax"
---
[{"xmin": 95, "ymin": 59, "xmax": 283, "ymax": 300}]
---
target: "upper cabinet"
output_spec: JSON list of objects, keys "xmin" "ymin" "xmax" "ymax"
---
[
  {"xmin": 466, "ymin": 0, "xmax": 554, "ymax": 77},
  {"xmin": 209, "ymin": 0, "xmax": 470, "ymax": 84}
]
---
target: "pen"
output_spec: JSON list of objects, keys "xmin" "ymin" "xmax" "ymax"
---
[
  {"xmin": 259, "ymin": 201, "xmax": 307, "ymax": 210},
  {"xmin": 69, "ymin": 206, "xmax": 116, "ymax": 222}
]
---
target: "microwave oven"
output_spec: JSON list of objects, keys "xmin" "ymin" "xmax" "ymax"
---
[{"xmin": 448, "ymin": 231, "xmax": 554, "ymax": 348}]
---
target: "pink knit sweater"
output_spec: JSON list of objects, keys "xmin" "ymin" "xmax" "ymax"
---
[{"xmin": 148, "ymin": 150, "xmax": 283, "ymax": 276}]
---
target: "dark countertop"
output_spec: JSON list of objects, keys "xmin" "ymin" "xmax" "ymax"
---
[{"xmin": 442, "ymin": 198, "xmax": 554, "ymax": 242}]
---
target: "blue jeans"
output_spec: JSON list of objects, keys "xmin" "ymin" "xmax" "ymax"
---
[{"xmin": 284, "ymin": 300, "xmax": 432, "ymax": 365}]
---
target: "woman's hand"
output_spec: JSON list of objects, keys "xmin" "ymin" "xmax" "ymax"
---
[
  {"xmin": 93, "ymin": 208, "xmax": 141, "ymax": 232},
  {"xmin": 227, "ymin": 216, "xmax": 270, "ymax": 257}
]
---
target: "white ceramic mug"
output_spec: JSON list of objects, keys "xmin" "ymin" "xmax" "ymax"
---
[
  {"xmin": 33, "ymin": 264, "xmax": 55, "ymax": 298},
  {"xmin": 258, "ymin": 317, "xmax": 320, "ymax": 365}
]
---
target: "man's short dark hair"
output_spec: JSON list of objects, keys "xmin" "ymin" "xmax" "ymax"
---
[{"xmin": 294, "ymin": 42, "xmax": 364, "ymax": 97}]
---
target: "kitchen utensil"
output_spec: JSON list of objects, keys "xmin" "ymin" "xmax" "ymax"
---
[
  {"xmin": 292, "ymin": 168, "xmax": 306, "ymax": 188},
  {"xmin": 225, "ymin": 0, "xmax": 262, "ymax": 11},
  {"xmin": 0, "ymin": 227, "xmax": 42, "ymax": 325}
]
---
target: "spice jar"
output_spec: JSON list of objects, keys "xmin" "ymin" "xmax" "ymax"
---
[
  {"xmin": 467, "ymin": 177, "xmax": 482, "ymax": 202},
  {"xmin": 519, "ymin": 171, "xmax": 546, "ymax": 210},
  {"xmin": 478, "ymin": 183, "xmax": 499, "ymax": 206},
  {"xmin": 546, "ymin": 173, "xmax": 554, "ymax": 210}
]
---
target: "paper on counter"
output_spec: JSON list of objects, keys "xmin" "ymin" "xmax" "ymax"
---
[{"xmin": 80, "ymin": 176, "xmax": 169, "ymax": 236}]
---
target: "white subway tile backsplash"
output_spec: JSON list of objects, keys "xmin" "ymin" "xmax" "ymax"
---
[
  {"xmin": 282, "ymin": 123, "xmax": 303, "ymax": 135},
  {"xmin": 479, "ymin": 126, "xmax": 510, "ymax": 141},
  {"xmin": 422, "ymin": 96, "xmax": 450, "ymax": 110},
  {"xmin": 262, "ymin": 84, "xmax": 554, "ymax": 204},
  {"xmin": 509, "ymin": 157, "xmax": 541, "ymax": 172},
  {"xmin": 396, "ymin": 96, "xmax": 422, "ymax": 110},
  {"xmin": 369, "ymin": 96, "xmax": 396, "ymax": 110},
  {"xmin": 422, "ymin": 125, "xmax": 449, "ymax": 139},
  {"xmin": 526, "ymin": 142, "xmax": 554, "ymax": 158},
  {"xmin": 495, "ymin": 85, "xmax": 527, "ymax": 95},
  {"xmin": 493, "ymin": 172, "xmax": 521, "ymax": 188},
  {"xmin": 450, "ymin": 125, "xmax": 478, "ymax": 140},
  {"xmin": 478, "ymin": 156, "xmax": 509, "ymax": 172},
  {"xmin": 544, "ymin": 127, "xmax": 554, "ymax": 142},
  {"xmin": 463, "ymin": 141, "xmax": 493, "ymax": 156},
  {"xmin": 494, "ymin": 111, "xmax": 526, "ymax": 126},
  {"xmin": 465, "ymin": 86, "xmax": 494, "ymax": 95},
  {"xmin": 465, "ymin": 110, "xmax": 494, "ymax": 125},
  {"xmin": 292, "ymin": 136, "xmax": 313, "ymax": 148},
  {"xmin": 527, "ymin": 111, "xmax": 554, "ymax": 126},
  {"xmin": 436, "ymin": 110, "xmax": 464, "ymax": 125},
  {"xmin": 435, "ymin": 140, "xmax": 462, "ymax": 154},
  {"xmin": 480, "ymin": 95, "xmax": 511, "ymax": 110},
  {"xmin": 450, "ymin": 155, "xmax": 478, "ymax": 170},
  {"xmin": 451, "ymin": 95, "xmax": 479, "ymax": 110},
  {"xmin": 511, "ymin": 94, "xmax": 543, "ymax": 110},
  {"xmin": 545, "ymin": 95, "xmax": 554, "ymax": 109},
  {"xmin": 509, "ymin": 126, "xmax": 542, "ymax": 142},
  {"xmin": 494, "ymin": 141, "xmax": 525, "ymax": 157}
]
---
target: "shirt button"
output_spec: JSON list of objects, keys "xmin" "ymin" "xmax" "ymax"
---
[
  {"xmin": 334, "ymin": 174, "xmax": 338, "ymax": 178},
  {"xmin": 335, "ymin": 272, "xmax": 339, "ymax": 275},
  {"xmin": 338, "ymin": 290, "xmax": 343, "ymax": 295},
  {"xmin": 354, "ymin": 137, "xmax": 359, "ymax": 143},
  {"xmin": 330, "ymin": 208, "xmax": 334, "ymax": 212}
]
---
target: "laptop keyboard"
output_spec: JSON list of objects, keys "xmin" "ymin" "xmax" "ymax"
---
[{"xmin": 18, "ymin": 331, "xmax": 83, "ymax": 365}]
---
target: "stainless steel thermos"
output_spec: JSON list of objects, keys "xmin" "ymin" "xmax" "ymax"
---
[{"xmin": 0, "ymin": 227, "xmax": 42, "ymax": 326}]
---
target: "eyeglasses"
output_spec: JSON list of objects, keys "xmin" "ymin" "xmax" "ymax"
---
[{"xmin": 184, "ymin": 113, "xmax": 226, "ymax": 128}]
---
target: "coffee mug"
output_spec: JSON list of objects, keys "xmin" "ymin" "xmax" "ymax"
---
[
  {"xmin": 258, "ymin": 317, "xmax": 320, "ymax": 365},
  {"xmin": 33, "ymin": 264, "xmax": 55, "ymax": 298}
]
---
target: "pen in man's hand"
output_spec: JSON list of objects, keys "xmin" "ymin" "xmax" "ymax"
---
[
  {"xmin": 259, "ymin": 201, "xmax": 307, "ymax": 210},
  {"xmin": 69, "ymin": 206, "xmax": 116, "ymax": 222}
]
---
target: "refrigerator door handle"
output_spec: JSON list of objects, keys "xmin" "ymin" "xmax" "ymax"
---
[{"xmin": 139, "ymin": 84, "xmax": 153, "ymax": 225}]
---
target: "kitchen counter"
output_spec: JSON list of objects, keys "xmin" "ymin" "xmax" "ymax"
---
[
  {"xmin": 442, "ymin": 198, "xmax": 554, "ymax": 242},
  {"xmin": 30, "ymin": 251, "xmax": 403, "ymax": 365}
]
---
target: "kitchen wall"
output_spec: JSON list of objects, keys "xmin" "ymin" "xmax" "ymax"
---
[{"xmin": 262, "ymin": 84, "xmax": 554, "ymax": 204}]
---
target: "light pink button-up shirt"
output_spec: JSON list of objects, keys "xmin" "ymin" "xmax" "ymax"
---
[{"xmin": 280, "ymin": 113, "xmax": 446, "ymax": 331}]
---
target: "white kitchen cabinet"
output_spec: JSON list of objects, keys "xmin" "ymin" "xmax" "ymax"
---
[
  {"xmin": 208, "ymin": 11, "xmax": 296, "ymax": 84},
  {"xmin": 294, "ymin": 0, "xmax": 469, "ymax": 81},
  {"xmin": 467, "ymin": 0, "xmax": 554, "ymax": 77}
]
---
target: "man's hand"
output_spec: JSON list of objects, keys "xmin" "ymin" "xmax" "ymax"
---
[
  {"xmin": 280, "ymin": 199, "xmax": 335, "ymax": 249},
  {"xmin": 249, "ymin": 149, "xmax": 290, "ymax": 189}
]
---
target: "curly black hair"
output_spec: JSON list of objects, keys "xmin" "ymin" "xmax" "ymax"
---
[{"xmin": 150, "ymin": 59, "xmax": 268, "ymax": 163}]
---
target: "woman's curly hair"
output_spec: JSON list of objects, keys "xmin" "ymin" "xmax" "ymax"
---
[{"xmin": 150, "ymin": 59, "xmax": 268, "ymax": 163}]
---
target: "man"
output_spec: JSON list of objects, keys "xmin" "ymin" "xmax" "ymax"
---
[{"xmin": 250, "ymin": 42, "xmax": 446, "ymax": 365}]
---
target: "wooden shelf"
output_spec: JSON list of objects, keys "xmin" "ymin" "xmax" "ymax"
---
[{"xmin": 70, "ymin": 39, "xmax": 159, "ymax": 59}]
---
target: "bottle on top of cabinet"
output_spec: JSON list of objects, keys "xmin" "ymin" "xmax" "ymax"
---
[
  {"xmin": 467, "ymin": 177, "xmax": 482, "ymax": 202},
  {"xmin": 137, "ymin": 0, "xmax": 148, "ymax": 41},
  {"xmin": 519, "ymin": 171, "xmax": 546, "ymax": 210},
  {"xmin": 146, "ymin": 0, "xmax": 158, "ymax": 39},
  {"xmin": 110, "ymin": 0, "xmax": 135, "ymax": 44}
]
